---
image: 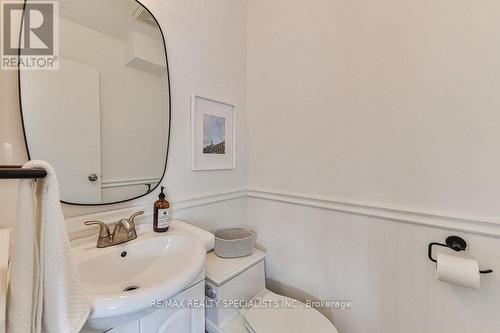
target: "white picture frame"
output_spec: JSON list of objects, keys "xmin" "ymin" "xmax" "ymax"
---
[{"xmin": 191, "ymin": 94, "xmax": 235, "ymax": 170}]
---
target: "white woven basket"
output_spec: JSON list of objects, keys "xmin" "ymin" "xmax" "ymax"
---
[{"xmin": 213, "ymin": 228, "xmax": 256, "ymax": 258}]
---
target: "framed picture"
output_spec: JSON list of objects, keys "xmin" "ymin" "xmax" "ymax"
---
[{"xmin": 191, "ymin": 94, "xmax": 235, "ymax": 170}]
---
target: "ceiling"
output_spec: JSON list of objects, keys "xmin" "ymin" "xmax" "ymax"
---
[{"xmin": 56, "ymin": 0, "xmax": 162, "ymax": 41}]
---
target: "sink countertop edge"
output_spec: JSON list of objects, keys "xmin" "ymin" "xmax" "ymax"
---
[{"xmin": 0, "ymin": 229, "xmax": 10, "ymax": 333}]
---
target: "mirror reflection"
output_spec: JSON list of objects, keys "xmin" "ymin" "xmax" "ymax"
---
[{"xmin": 20, "ymin": 0, "xmax": 170, "ymax": 205}]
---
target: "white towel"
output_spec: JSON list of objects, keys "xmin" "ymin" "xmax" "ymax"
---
[{"xmin": 7, "ymin": 161, "xmax": 89, "ymax": 333}]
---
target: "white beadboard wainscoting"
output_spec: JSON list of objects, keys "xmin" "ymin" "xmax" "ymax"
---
[
  {"xmin": 245, "ymin": 193, "xmax": 500, "ymax": 333},
  {"xmin": 63, "ymin": 188, "xmax": 500, "ymax": 333}
]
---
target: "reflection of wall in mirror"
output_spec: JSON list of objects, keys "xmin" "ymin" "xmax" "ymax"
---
[
  {"xmin": 57, "ymin": 16, "xmax": 168, "ymax": 202},
  {"xmin": 20, "ymin": 58, "xmax": 102, "ymax": 204}
]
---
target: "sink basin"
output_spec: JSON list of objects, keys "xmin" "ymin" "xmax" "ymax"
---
[{"xmin": 72, "ymin": 221, "xmax": 210, "ymax": 329}]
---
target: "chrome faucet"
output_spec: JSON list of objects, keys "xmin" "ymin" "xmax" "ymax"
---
[{"xmin": 84, "ymin": 211, "xmax": 143, "ymax": 248}]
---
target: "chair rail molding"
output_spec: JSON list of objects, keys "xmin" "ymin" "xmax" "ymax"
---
[
  {"xmin": 63, "ymin": 187, "xmax": 500, "ymax": 238},
  {"xmin": 65, "ymin": 189, "xmax": 247, "ymax": 236},
  {"xmin": 246, "ymin": 187, "xmax": 500, "ymax": 237}
]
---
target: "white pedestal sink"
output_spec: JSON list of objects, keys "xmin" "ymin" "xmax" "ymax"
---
[{"xmin": 71, "ymin": 219, "xmax": 214, "ymax": 331}]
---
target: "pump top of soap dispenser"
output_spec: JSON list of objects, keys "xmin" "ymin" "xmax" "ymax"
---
[{"xmin": 159, "ymin": 186, "xmax": 165, "ymax": 199}]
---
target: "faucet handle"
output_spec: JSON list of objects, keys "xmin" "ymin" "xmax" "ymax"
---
[
  {"xmin": 84, "ymin": 220, "xmax": 111, "ymax": 238},
  {"xmin": 128, "ymin": 211, "xmax": 144, "ymax": 225}
]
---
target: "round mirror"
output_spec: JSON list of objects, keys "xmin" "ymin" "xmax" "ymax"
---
[{"xmin": 19, "ymin": 0, "xmax": 170, "ymax": 205}]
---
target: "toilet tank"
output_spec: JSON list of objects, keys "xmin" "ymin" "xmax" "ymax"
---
[{"xmin": 205, "ymin": 249, "xmax": 266, "ymax": 330}]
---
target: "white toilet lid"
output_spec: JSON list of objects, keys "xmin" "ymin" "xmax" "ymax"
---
[{"xmin": 242, "ymin": 291, "xmax": 338, "ymax": 333}]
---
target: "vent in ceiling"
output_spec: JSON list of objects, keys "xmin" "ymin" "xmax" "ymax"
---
[{"xmin": 132, "ymin": 7, "xmax": 158, "ymax": 28}]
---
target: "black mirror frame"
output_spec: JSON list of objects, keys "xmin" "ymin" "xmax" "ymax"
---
[{"xmin": 17, "ymin": 0, "xmax": 172, "ymax": 206}]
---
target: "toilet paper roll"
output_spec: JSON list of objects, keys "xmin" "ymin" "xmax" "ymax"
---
[{"xmin": 436, "ymin": 252, "xmax": 480, "ymax": 289}]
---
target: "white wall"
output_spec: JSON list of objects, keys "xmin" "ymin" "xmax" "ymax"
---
[
  {"xmin": 247, "ymin": 0, "xmax": 500, "ymax": 220},
  {"xmin": 0, "ymin": 0, "xmax": 26, "ymax": 225},
  {"xmin": 245, "ymin": 1, "xmax": 500, "ymax": 333},
  {"xmin": 0, "ymin": 0, "xmax": 247, "ymax": 225}
]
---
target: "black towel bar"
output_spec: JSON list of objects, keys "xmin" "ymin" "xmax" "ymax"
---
[{"xmin": 0, "ymin": 165, "xmax": 47, "ymax": 179}]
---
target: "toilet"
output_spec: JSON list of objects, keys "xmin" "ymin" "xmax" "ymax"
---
[{"xmin": 204, "ymin": 249, "xmax": 339, "ymax": 333}]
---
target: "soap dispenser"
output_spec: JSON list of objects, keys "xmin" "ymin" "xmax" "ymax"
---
[{"xmin": 153, "ymin": 186, "xmax": 170, "ymax": 232}]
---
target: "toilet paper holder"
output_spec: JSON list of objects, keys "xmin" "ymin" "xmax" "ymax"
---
[{"xmin": 428, "ymin": 236, "xmax": 493, "ymax": 274}]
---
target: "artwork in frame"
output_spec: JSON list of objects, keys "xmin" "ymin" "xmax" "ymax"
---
[{"xmin": 191, "ymin": 95, "xmax": 235, "ymax": 170}]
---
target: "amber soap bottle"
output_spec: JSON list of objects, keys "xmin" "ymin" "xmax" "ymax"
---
[{"xmin": 153, "ymin": 186, "xmax": 170, "ymax": 232}]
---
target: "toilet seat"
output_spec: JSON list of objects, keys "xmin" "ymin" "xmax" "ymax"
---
[{"xmin": 241, "ymin": 291, "xmax": 338, "ymax": 333}]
